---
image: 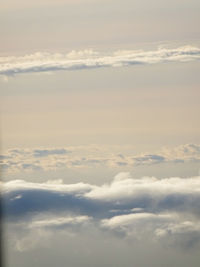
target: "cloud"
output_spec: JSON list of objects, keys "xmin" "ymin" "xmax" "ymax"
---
[
  {"xmin": 0, "ymin": 46, "xmax": 200, "ymax": 76},
  {"xmin": 33, "ymin": 148, "xmax": 71, "ymax": 157},
  {"xmin": 28, "ymin": 215, "xmax": 91, "ymax": 230},
  {"xmin": 1, "ymin": 144, "xmax": 200, "ymax": 173},
  {"xmin": 101, "ymin": 212, "xmax": 173, "ymax": 230},
  {"xmin": 2, "ymin": 172, "xmax": 200, "ymax": 250},
  {"xmin": 132, "ymin": 154, "xmax": 166, "ymax": 165}
]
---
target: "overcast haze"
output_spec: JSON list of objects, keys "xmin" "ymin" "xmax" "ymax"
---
[{"xmin": 1, "ymin": 0, "xmax": 200, "ymax": 267}]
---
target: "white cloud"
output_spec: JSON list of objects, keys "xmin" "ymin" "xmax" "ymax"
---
[
  {"xmin": 0, "ymin": 46, "xmax": 200, "ymax": 76},
  {"xmin": 28, "ymin": 215, "xmax": 91, "ymax": 229},
  {"xmin": 3, "ymin": 178, "xmax": 94, "ymax": 195},
  {"xmin": 3, "ymin": 172, "xmax": 200, "ymax": 250},
  {"xmin": 101, "ymin": 212, "xmax": 173, "ymax": 229},
  {"xmin": 3, "ymin": 174, "xmax": 200, "ymax": 222},
  {"xmin": 85, "ymin": 174, "xmax": 200, "ymax": 204}
]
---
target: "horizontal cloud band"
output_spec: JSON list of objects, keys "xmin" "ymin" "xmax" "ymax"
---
[
  {"xmin": 2, "ymin": 173, "xmax": 200, "ymax": 250},
  {"xmin": 1, "ymin": 46, "xmax": 200, "ymax": 76},
  {"xmin": 1, "ymin": 143, "xmax": 200, "ymax": 173},
  {"xmin": 2, "ymin": 174, "xmax": 200, "ymax": 220}
]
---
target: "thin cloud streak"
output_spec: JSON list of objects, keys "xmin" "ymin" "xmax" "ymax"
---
[{"xmin": 1, "ymin": 46, "xmax": 200, "ymax": 76}]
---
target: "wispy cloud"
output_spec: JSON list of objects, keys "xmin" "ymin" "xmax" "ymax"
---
[{"xmin": 1, "ymin": 46, "xmax": 200, "ymax": 76}]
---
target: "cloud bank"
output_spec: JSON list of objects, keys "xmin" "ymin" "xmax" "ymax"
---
[
  {"xmin": 2, "ymin": 173, "xmax": 200, "ymax": 250},
  {"xmin": 1, "ymin": 46, "xmax": 200, "ymax": 76},
  {"xmin": 1, "ymin": 144, "xmax": 200, "ymax": 173}
]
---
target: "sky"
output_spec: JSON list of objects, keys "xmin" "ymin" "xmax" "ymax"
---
[{"xmin": 1, "ymin": 0, "xmax": 200, "ymax": 267}]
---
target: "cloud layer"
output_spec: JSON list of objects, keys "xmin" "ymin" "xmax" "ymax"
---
[
  {"xmin": 2, "ymin": 173, "xmax": 200, "ymax": 250},
  {"xmin": 1, "ymin": 46, "xmax": 200, "ymax": 76},
  {"xmin": 1, "ymin": 144, "xmax": 200, "ymax": 173}
]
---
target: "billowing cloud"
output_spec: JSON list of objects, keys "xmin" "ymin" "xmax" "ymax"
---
[
  {"xmin": 0, "ymin": 46, "xmax": 200, "ymax": 76},
  {"xmin": 1, "ymin": 144, "xmax": 200, "ymax": 173},
  {"xmin": 2, "ymin": 173, "xmax": 200, "ymax": 250}
]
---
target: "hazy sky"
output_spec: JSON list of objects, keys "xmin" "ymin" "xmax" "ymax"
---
[
  {"xmin": 1, "ymin": 1, "xmax": 200, "ymax": 267},
  {"xmin": 1, "ymin": 0, "xmax": 200, "ymax": 54}
]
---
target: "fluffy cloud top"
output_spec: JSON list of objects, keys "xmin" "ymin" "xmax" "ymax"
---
[
  {"xmin": 1, "ymin": 46, "xmax": 200, "ymax": 76},
  {"xmin": 3, "ymin": 173, "xmax": 200, "ymax": 219},
  {"xmin": 2, "ymin": 172, "xmax": 200, "ymax": 250}
]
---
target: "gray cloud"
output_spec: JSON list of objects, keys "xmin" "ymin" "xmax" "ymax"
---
[
  {"xmin": 0, "ymin": 46, "xmax": 200, "ymax": 76},
  {"xmin": 2, "ymin": 173, "xmax": 200, "ymax": 250},
  {"xmin": 33, "ymin": 148, "xmax": 71, "ymax": 157}
]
